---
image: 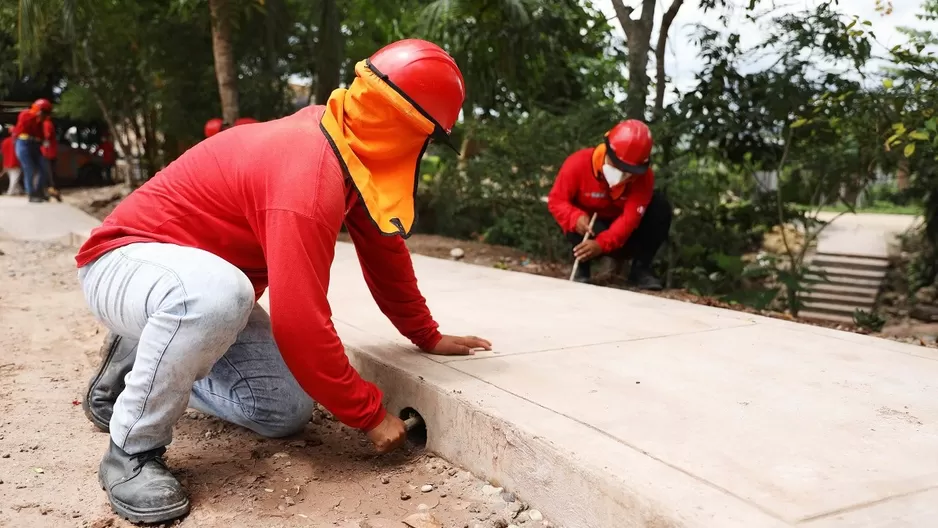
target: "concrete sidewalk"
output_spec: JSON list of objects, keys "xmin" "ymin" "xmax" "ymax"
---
[
  {"xmin": 290, "ymin": 244, "xmax": 938, "ymax": 528},
  {"xmin": 5, "ymin": 201, "xmax": 936, "ymax": 527},
  {"xmin": 0, "ymin": 196, "xmax": 100, "ymax": 244}
]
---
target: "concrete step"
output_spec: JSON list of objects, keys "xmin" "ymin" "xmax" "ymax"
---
[
  {"xmin": 806, "ymin": 267, "xmax": 886, "ymax": 281},
  {"xmin": 801, "ymin": 300, "xmax": 873, "ymax": 317},
  {"xmin": 804, "ymin": 274, "xmax": 883, "ymax": 289},
  {"xmin": 810, "ymin": 254, "xmax": 889, "ymax": 272},
  {"xmin": 809, "ymin": 283, "xmax": 880, "ymax": 297},
  {"xmin": 799, "ymin": 310, "xmax": 856, "ymax": 324},
  {"xmin": 802, "ymin": 291, "xmax": 876, "ymax": 307}
]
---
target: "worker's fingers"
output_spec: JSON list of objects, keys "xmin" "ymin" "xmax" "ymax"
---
[{"xmin": 457, "ymin": 336, "xmax": 492, "ymax": 350}]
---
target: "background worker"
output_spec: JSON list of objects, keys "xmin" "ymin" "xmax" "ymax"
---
[
  {"xmin": 40, "ymin": 116, "xmax": 62, "ymax": 202},
  {"xmin": 99, "ymin": 133, "xmax": 117, "ymax": 183},
  {"xmin": 13, "ymin": 98, "xmax": 53, "ymax": 202},
  {"xmin": 2, "ymin": 127, "xmax": 22, "ymax": 195},
  {"xmin": 548, "ymin": 119, "xmax": 673, "ymax": 290},
  {"xmin": 76, "ymin": 39, "xmax": 490, "ymax": 524}
]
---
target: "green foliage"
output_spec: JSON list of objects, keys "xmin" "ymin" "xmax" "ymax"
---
[
  {"xmin": 853, "ymin": 309, "xmax": 886, "ymax": 332},
  {"xmin": 418, "ymin": 104, "xmax": 621, "ymax": 259}
]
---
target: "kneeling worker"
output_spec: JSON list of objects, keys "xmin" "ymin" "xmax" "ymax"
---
[
  {"xmin": 76, "ymin": 39, "xmax": 490, "ymax": 524},
  {"xmin": 548, "ymin": 120, "xmax": 672, "ymax": 290}
]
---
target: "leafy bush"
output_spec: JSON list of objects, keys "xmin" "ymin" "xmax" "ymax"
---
[{"xmin": 417, "ymin": 105, "xmax": 621, "ymax": 259}]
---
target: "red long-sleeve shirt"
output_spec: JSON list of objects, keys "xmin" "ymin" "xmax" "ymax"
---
[
  {"xmin": 547, "ymin": 147, "xmax": 654, "ymax": 253},
  {"xmin": 41, "ymin": 120, "xmax": 57, "ymax": 159},
  {"xmin": 1, "ymin": 137, "xmax": 18, "ymax": 169},
  {"xmin": 13, "ymin": 110, "xmax": 44, "ymax": 139},
  {"xmin": 75, "ymin": 105, "xmax": 442, "ymax": 431}
]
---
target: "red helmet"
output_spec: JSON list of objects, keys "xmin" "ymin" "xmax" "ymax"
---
[
  {"xmin": 33, "ymin": 98, "xmax": 53, "ymax": 114},
  {"xmin": 368, "ymin": 39, "xmax": 465, "ymax": 133},
  {"xmin": 605, "ymin": 120, "xmax": 653, "ymax": 174},
  {"xmin": 204, "ymin": 118, "xmax": 224, "ymax": 138},
  {"xmin": 234, "ymin": 117, "xmax": 259, "ymax": 126}
]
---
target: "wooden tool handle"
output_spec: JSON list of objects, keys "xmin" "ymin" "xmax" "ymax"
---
[{"xmin": 569, "ymin": 212, "xmax": 598, "ymax": 281}]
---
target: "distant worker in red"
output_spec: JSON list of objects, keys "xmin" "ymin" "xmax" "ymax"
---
[
  {"xmin": 548, "ymin": 120, "xmax": 673, "ymax": 290},
  {"xmin": 13, "ymin": 98, "xmax": 53, "ymax": 202},
  {"xmin": 76, "ymin": 39, "xmax": 491, "ymax": 524},
  {"xmin": 204, "ymin": 116, "xmax": 259, "ymax": 138},
  {"xmin": 40, "ymin": 117, "xmax": 62, "ymax": 202},
  {"xmin": 2, "ymin": 127, "xmax": 22, "ymax": 195},
  {"xmin": 98, "ymin": 133, "xmax": 117, "ymax": 183}
]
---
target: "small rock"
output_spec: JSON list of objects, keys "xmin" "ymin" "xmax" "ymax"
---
[
  {"xmin": 402, "ymin": 511, "xmax": 443, "ymax": 528},
  {"xmin": 264, "ymin": 488, "xmax": 274, "ymax": 493},
  {"xmin": 360, "ymin": 520, "xmax": 407, "ymax": 528},
  {"xmin": 277, "ymin": 504, "xmax": 286, "ymax": 512},
  {"xmin": 439, "ymin": 492, "xmax": 446, "ymax": 498},
  {"xmin": 448, "ymin": 469, "xmax": 458, "ymax": 477},
  {"xmin": 284, "ymin": 496, "xmax": 295, "ymax": 506},
  {"xmin": 272, "ymin": 452, "xmax": 289, "ymax": 458},
  {"xmin": 482, "ymin": 484, "xmax": 503, "ymax": 496},
  {"xmin": 492, "ymin": 520, "xmax": 509, "ymax": 528},
  {"xmin": 381, "ymin": 476, "xmax": 391, "ymax": 484},
  {"xmin": 400, "ymin": 490, "xmax": 411, "ymax": 501},
  {"xmin": 527, "ymin": 510, "xmax": 543, "ymax": 522},
  {"xmin": 2, "ymin": 454, "xmax": 9, "ymax": 458},
  {"xmin": 500, "ymin": 491, "xmax": 515, "ymax": 503},
  {"xmin": 450, "ymin": 248, "xmax": 465, "ymax": 260},
  {"xmin": 417, "ymin": 503, "xmax": 429, "ymax": 512},
  {"xmin": 288, "ymin": 441, "xmax": 307, "ymax": 448},
  {"xmin": 421, "ymin": 484, "xmax": 433, "ymax": 493}
]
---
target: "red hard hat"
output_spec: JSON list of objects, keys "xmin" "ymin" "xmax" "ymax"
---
[
  {"xmin": 204, "ymin": 118, "xmax": 224, "ymax": 138},
  {"xmin": 368, "ymin": 39, "xmax": 466, "ymax": 133},
  {"xmin": 33, "ymin": 98, "xmax": 53, "ymax": 113},
  {"xmin": 234, "ymin": 117, "xmax": 259, "ymax": 126},
  {"xmin": 605, "ymin": 120, "xmax": 653, "ymax": 174}
]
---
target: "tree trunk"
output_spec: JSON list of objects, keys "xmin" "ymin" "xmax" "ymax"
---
[
  {"xmin": 314, "ymin": 0, "xmax": 343, "ymax": 105},
  {"xmin": 612, "ymin": 0, "xmax": 657, "ymax": 120},
  {"xmin": 209, "ymin": 0, "xmax": 239, "ymax": 124},
  {"xmin": 896, "ymin": 158, "xmax": 910, "ymax": 191},
  {"xmin": 654, "ymin": 0, "xmax": 684, "ymax": 117}
]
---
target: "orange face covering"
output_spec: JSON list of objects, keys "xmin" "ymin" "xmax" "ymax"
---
[
  {"xmin": 592, "ymin": 143, "xmax": 629, "ymax": 200},
  {"xmin": 320, "ymin": 60, "xmax": 436, "ymax": 237}
]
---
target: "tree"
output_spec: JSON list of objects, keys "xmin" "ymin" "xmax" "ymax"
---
[{"xmin": 209, "ymin": 0, "xmax": 239, "ymax": 124}]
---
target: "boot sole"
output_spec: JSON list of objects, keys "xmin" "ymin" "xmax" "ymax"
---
[
  {"xmin": 83, "ymin": 333, "xmax": 124, "ymax": 433},
  {"xmin": 99, "ymin": 473, "xmax": 191, "ymax": 524}
]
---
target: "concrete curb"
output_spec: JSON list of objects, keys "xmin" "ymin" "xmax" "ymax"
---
[{"xmin": 337, "ymin": 323, "xmax": 788, "ymax": 528}]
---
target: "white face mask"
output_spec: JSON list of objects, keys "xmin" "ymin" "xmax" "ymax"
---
[{"xmin": 602, "ymin": 163, "xmax": 624, "ymax": 187}]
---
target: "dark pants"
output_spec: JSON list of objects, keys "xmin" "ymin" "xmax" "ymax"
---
[
  {"xmin": 14, "ymin": 139, "xmax": 44, "ymax": 196},
  {"xmin": 566, "ymin": 191, "xmax": 673, "ymax": 270}
]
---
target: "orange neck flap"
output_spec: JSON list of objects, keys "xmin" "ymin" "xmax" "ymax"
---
[
  {"xmin": 320, "ymin": 60, "xmax": 436, "ymax": 237},
  {"xmin": 592, "ymin": 143, "xmax": 628, "ymax": 200}
]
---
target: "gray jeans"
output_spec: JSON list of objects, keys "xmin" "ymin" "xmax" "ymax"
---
[{"xmin": 78, "ymin": 242, "xmax": 315, "ymax": 454}]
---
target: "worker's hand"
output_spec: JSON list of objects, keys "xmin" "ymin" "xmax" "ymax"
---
[
  {"xmin": 428, "ymin": 335, "xmax": 493, "ymax": 356},
  {"xmin": 574, "ymin": 215, "xmax": 594, "ymax": 236},
  {"xmin": 366, "ymin": 412, "xmax": 407, "ymax": 454},
  {"xmin": 574, "ymin": 240, "xmax": 603, "ymax": 262}
]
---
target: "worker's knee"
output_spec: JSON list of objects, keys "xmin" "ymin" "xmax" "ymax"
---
[
  {"xmin": 251, "ymin": 397, "xmax": 316, "ymax": 438},
  {"xmin": 648, "ymin": 191, "xmax": 673, "ymax": 226}
]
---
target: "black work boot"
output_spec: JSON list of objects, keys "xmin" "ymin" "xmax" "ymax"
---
[
  {"xmin": 591, "ymin": 256, "xmax": 619, "ymax": 283},
  {"xmin": 100, "ymin": 441, "xmax": 190, "ymax": 524},
  {"xmin": 628, "ymin": 263, "xmax": 663, "ymax": 291},
  {"xmin": 83, "ymin": 332, "xmax": 137, "ymax": 432},
  {"xmin": 572, "ymin": 261, "xmax": 591, "ymax": 283}
]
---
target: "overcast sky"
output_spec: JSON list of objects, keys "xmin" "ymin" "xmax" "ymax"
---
[{"xmin": 591, "ymin": 0, "xmax": 931, "ymax": 94}]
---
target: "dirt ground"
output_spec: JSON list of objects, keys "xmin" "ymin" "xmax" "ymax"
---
[{"xmin": 0, "ymin": 237, "xmax": 551, "ymax": 528}]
